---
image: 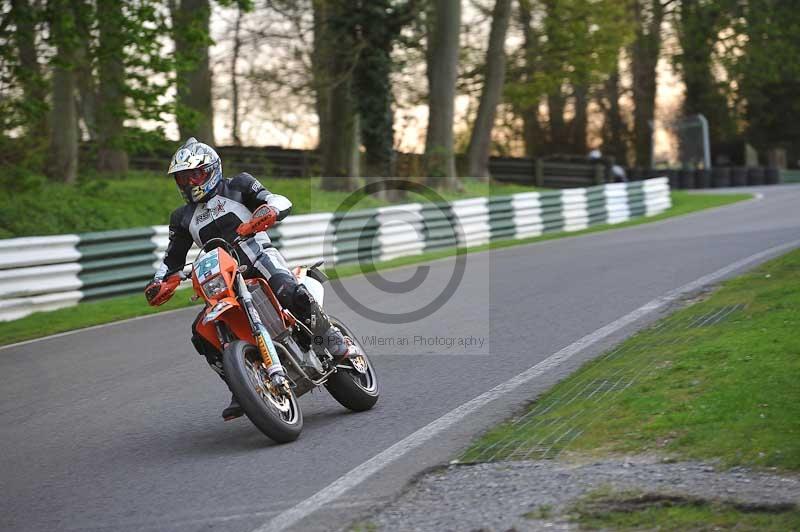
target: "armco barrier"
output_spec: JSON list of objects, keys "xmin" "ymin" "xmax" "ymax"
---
[{"xmin": 0, "ymin": 178, "xmax": 670, "ymax": 321}]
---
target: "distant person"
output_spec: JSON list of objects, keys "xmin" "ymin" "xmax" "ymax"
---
[{"xmin": 588, "ymin": 149, "xmax": 627, "ymax": 183}]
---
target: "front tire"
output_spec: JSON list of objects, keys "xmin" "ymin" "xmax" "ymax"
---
[
  {"xmin": 222, "ymin": 340, "xmax": 303, "ymax": 443},
  {"xmin": 324, "ymin": 317, "xmax": 380, "ymax": 412}
]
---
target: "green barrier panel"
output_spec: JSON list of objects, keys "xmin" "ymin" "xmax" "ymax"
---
[
  {"xmin": 82, "ymin": 279, "xmax": 156, "ymax": 300},
  {"xmin": 78, "ymin": 228, "xmax": 157, "ymax": 260},
  {"xmin": 488, "ymin": 196, "xmax": 515, "ymax": 241},
  {"xmin": 628, "ymin": 199, "xmax": 647, "ymax": 217},
  {"xmin": 421, "ymin": 203, "xmax": 456, "ymax": 253}
]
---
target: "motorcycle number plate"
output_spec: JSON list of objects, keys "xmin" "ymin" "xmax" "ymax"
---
[{"xmin": 195, "ymin": 249, "xmax": 221, "ymax": 283}]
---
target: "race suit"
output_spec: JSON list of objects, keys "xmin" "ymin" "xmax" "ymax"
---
[{"xmin": 154, "ymin": 172, "xmax": 337, "ymax": 375}]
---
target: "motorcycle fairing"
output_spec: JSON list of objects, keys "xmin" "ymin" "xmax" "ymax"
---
[
  {"xmin": 202, "ymin": 297, "xmax": 236, "ymax": 324},
  {"xmin": 195, "ymin": 298, "xmax": 255, "ymax": 351}
]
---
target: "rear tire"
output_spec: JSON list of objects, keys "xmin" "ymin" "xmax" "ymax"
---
[
  {"xmin": 222, "ymin": 340, "xmax": 303, "ymax": 443},
  {"xmin": 324, "ymin": 317, "xmax": 380, "ymax": 412}
]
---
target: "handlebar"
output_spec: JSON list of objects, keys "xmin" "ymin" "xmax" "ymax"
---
[{"xmin": 168, "ymin": 230, "xmax": 257, "ymax": 283}]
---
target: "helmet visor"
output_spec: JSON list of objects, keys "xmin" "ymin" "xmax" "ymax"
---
[{"xmin": 173, "ymin": 166, "xmax": 210, "ymax": 187}]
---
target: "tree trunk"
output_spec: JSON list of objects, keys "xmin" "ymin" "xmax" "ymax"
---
[
  {"xmin": 10, "ymin": 0, "xmax": 48, "ymax": 140},
  {"xmin": 70, "ymin": 0, "xmax": 97, "ymax": 141},
  {"xmin": 522, "ymin": 105, "xmax": 544, "ymax": 157},
  {"xmin": 547, "ymin": 89, "xmax": 567, "ymax": 153},
  {"xmin": 466, "ymin": 0, "xmax": 511, "ymax": 180},
  {"xmin": 231, "ymin": 5, "xmax": 243, "ymax": 146},
  {"xmin": 171, "ymin": 0, "xmax": 215, "ymax": 144},
  {"xmin": 630, "ymin": 0, "xmax": 663, "ymax": 168},
  {"xmin": 602, "ymin": 61, "xmax": 628, "ymax": 166},
  {"xmin": 424, "ymin": 0, "xmax": 461, "ymax": 189},
  {"xmin": 96, "ymin": 0, "xmax": 128, "ymax": 173},
  {"xmin": 312, "ymin": 0, "xmax": 358, "ymax": 191},
  {"xmin": 517, "ymin": 0, "xmax": 542, "ymax": 158},
  {"xmin": 571, "ymin": 84, "xmax": 588, "ymax": 154},
  {"xmin": 47, "ymin": 0, "xmax": 79, "ymax": 183}
]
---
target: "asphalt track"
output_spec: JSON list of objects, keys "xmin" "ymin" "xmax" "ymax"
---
[{"xmin": 2, "ymin": 186, "xmax": 799, "ymax": 532}]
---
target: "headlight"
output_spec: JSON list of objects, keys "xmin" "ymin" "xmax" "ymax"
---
[{"xmin": 202, "ymin": 275, "xmax": 228, "ymax": 298}]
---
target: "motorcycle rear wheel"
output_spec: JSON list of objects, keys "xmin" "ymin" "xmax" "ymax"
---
[
  {"xmin": 324, "ymin": 317, "xmax": 380, "ymax": 412},
  {"xmin": 222, "ymin": 340, "xmax": 303, "ymax": 443}
]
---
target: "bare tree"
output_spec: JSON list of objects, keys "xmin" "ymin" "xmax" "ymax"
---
[
  {"xmin": 424, "ymin": 0, "xmax": 461, "ymax": 188},
  {"xmin": 230, "ymin": 4, "xmax": 244, "ymax": 146},
  {"xmin": 466, "ymin": 0, "xmax": 512, "ymax": 180}
]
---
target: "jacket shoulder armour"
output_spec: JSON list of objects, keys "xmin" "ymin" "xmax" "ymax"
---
[{"xmin": 228, "ymin": 172, "xmax": 267, "ymax": 194}]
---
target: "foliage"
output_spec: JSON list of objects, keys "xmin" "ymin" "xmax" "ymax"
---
[
  {"xmin": 0, "ymin": 1, "xmax": 48, "ymax": 169},
  {"xmin": 507, "ymin": 0, "xmax": 633, "ymax": 108},
  {"xmin": 728, "ymin": 0, "xmax": 800, "ymax": 154},
  {"xmin": 673, "ymin": 0, "xmax": 737, "ymax": 144},
  {"xmin": 0, "ymin": 0, "xmax": 174, "ymax": 176},
  {"xmin": 352, "ymin": 0, "xmax": 419, "ymax": 177}
]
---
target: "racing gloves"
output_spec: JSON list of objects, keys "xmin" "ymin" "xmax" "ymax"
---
[
  {"xmin": 236, "ymin": 205, "xmax": 279, "ymax": 237},
  {"xmin": 144, "ymin": 275, "xmax": 182, "ymax": 306}
]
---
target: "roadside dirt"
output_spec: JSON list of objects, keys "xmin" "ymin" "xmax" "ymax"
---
[{"xmin": 348, "ymin": 454, "xmax": 800, "ymax": 531}]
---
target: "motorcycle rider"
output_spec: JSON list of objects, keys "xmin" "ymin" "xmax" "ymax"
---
[{"xmin": 144, "ymin": 138, "xmax": 354, "ymax": 420}]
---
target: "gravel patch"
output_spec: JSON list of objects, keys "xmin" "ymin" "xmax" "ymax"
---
[{"xmin": 353, "ymin": 455, "xmax": 800, "ymax": 531}]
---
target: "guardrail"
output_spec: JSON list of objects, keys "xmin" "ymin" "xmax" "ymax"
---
[{"xmin": 0, "ymin": 178, "xmax": 670, "ymax": 321}]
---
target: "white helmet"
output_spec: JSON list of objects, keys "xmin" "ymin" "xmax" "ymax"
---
[{"xmin": 168, "ymin": 137, "xmax": 223, "ymax": 203}]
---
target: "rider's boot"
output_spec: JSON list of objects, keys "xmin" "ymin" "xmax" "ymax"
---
[
  {"xmin": 222, "ymin": 394, "xmax": 243, "ymax": 421},
  {"xmin": 317, "ymin": 323, "xmax": 358, "ymax": 364},
  {"xmin": 191, "ymin": 333, "xmax": 244, "ymax": 420}
]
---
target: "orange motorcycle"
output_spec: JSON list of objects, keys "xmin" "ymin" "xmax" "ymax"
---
[{"xmin": 180, "ymin": 234, "xmax": 379, "ymax": 443}]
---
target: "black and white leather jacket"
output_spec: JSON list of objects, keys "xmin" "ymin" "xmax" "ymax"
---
[{"xmin": 154, "ymin": 173, "xmax": 292, "ymax": 280}]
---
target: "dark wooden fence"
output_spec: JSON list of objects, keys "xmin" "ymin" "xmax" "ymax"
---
[
  {"xmin": 127, "ymin": 147, "xmax": 613, "ymax": 188},
  {"xmin": 114, "ymin": 144, "xmax": 785, "ymax": 189}
]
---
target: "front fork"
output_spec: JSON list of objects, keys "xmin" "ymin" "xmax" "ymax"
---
[{"xmin": 235, "ymin": 273, "xmax": 287, "ymax": 385}]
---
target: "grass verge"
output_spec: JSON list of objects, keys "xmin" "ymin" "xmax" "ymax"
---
[
  {"xmin": 462, "ymin": 246, "xmax": 800, "ymax": 471},
  {"xmin": 0, "ymin": 173, "xmax": 539, "ymax": 238},
  {"xmin": 0, "ymin": 191, "xmax": 750, "ymax": 347}
]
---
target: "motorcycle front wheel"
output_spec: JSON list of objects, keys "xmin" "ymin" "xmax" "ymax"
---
[
  {"xmin": 222, "ymin": 340, "xmax": 303, "ymax": 443},
  {"xmin": 324, "ymin": 317, "xmax": 380, "ymax": 412}
]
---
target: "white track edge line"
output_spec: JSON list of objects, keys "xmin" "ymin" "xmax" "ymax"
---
[{"xmin": 254, "ymin": 237, "xmax": 800, "ymax": 532}]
